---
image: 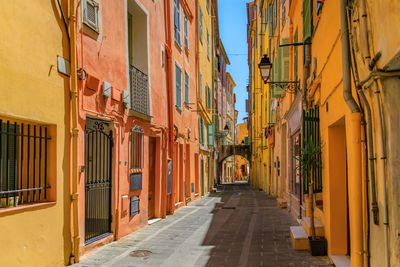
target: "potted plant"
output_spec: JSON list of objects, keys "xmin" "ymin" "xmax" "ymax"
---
[{"xmin": 294, "ymin": 137, "xmax": 326, "ymax": 256}]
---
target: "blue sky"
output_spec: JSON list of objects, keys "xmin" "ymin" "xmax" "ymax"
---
[{"xmin": 218, "ymin": 0, "xmax": 249, "ymax": 124}]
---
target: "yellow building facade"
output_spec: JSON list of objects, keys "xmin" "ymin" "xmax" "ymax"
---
[
  {"xmin": 197, "ymin": 0, "xmax": 214, "ymax": 195},
  {"xmin": 247, "ymin": 0, "xmax": 271, "ymax": 193},
  {"xmin": 258, "ymin": 0, "xmax": 400, "ymax": 266},
  {"xmin": 0, "ymin": 0, "xmax": 71, "ymax": 266}
]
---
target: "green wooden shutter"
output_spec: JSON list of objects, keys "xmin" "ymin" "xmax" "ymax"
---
[
  {"xmin": 282, "ymin": 38, "xmax": 290, "ymax": 81},
  {"xmin": 303, "ymin": 0, "xmax": 312, "ymax": 41},
  {"xmin": 207, "ymin": 124, "xmax": 214, "ymax": 147},
  {"xmin": 199, "ymin": 72, "xmax": 202, "ymax": 101},
  {"xmin": 184, "ymin": 72, "xmax": 189, "ymax": 104}
]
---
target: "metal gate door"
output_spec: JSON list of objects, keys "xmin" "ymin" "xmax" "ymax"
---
[{"xmin": 84, "ymin": 120, "xmax": 113, "ymax": 244}]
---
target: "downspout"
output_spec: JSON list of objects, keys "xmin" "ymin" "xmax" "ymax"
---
[
  {"xmin": 340, "ymin": 1, "xmax": 363, "ymax": 266},
  {"xmin": 164, "ymin": 0, "xmax": 175, "ymax": 213},
  {"xmin": 374, "ymin": 85, "xmax": 390, "ymax": 267},
  {"xmin": 69, "ymin": 0, "xmax": 80, "ymax": 263},
  {"xmin": 359, "ymin": 0, "xmax": 390, "ymax": 265}
]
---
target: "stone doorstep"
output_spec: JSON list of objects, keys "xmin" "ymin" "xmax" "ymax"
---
[
  {"xmin": 330, "ymin": 255, "xmax": 351, "ymax": 267},
  {"xmin": 290, "ymin": 226, "xmax": 309, "ymax": 251},
  {"xmin": 302, "ymin": 217, "xmax": 325, "ymax": 236},
  {"xmin": 276, "ymin": 198, "xmax": 287, "ymax": 208},
  {"xmin": 148, "ymin": 218, "xmax": 162, "ymax": 225}
]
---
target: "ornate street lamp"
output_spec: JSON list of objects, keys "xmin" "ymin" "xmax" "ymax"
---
[
  {"xmin": 258, "ymin": 54, "xmax": 300, "ymax": 93},
  {"xmin": 258, "ymin": 54, "xmax": 273, "ymax": 83}
]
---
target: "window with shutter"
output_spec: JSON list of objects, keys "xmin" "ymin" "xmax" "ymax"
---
[
  {"xmin": 303, "ymin": 0, "xmax": 312, "ymax": 41},
  {"xmin": 268, "ymin": 4, "xmax": 273, "ymax": 37},
  {"xmin": 184, "ymin": 72, "xmax": 189, "ymax": 104},
  {"xmin": 199, "ymin": 72, "xmax": 203, "ymax": 101},
  {"xmin": 184, "ymin": 12, "xmax": 188, "ymax": 50},
  {"xmin": 175, "ymin": 64, "xmax": 182, "ymax": 109},
  {"xmin": 282, "ymin": 38, "xmax": 290, "ymax": 81},
  {"xmin": 174, "ymin": 0, "xmax": 181, "ymax": 46},
  {"xmin": 207, "ymin": 29, "xmax": 210, "ymax": 59},
  {"xmin": 294, "ymin": 30, "xmax": 299, "ymax": 82},
  {"xmin": 207, "ymin": 124, "xmax": 214, "ymax": 147},
  {"xmin": 199, "ymin": 7, "xmax": 203, "ymax": 44},
  {"xmin": 83, "ymin": 0, "xmax": 100, "ymax": 32}
]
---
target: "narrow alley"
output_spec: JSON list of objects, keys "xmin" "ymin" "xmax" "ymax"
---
[{"xmin": 74, "ymin": 184, "xmax": 332, "ymax": 267}]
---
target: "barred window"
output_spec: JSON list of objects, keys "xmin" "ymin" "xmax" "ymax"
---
[
  {"xmin": 131, "ymin": 126, "xmax": 144, "ymax": 169},
  {"xmin": 0, "ymin": 119, "xmax": 51, "ymax": 207}
]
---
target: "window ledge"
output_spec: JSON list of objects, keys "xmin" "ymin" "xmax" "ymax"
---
[{"xmin": 0, "ymin": 201, "xmax": 56, "ymax": 217}]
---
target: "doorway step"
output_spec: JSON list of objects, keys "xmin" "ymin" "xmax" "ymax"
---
[
  {"xmin": 290, "ymin": 226, "xmax": 309, "ymax": 250},
  {"xmin": 330, "ymin": 255, "xmax": 350, "ymax": 267}
]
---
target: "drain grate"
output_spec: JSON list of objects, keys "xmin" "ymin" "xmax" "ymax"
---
[{"xmin": 129, "ymin": 250, "xmax": 152, "ymax": 257}]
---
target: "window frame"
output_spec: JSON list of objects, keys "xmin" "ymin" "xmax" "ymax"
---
[
  {"xmin": 131, "ymin": 126, "xmax": 144, "ymax": 170},
  {"xmin": 83, "ymin": 0, "xmax": 100, "ymax": 32}
]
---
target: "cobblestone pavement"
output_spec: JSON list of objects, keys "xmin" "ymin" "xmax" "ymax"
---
[{"xmin": 73, "ymin": 184, "xmax": 333, "ymax": 267}]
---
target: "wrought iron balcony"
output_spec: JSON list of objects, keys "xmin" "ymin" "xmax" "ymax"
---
[{"xmin": 129, "ymin": 64, "xmax": 150, "ymax": 116}]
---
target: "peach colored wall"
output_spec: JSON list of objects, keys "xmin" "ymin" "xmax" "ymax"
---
[{"xmin": 75, "ymin": 0, "xmax": 170, "ymax": 255}]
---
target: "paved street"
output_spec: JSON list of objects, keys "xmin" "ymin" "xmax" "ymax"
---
[{"xmin": 74, "ymin": 184, "xmax": 333, "ymax": 267}]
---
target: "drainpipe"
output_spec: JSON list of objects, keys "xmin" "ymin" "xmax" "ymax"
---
[
  {"xmin": 69, "ymin": 0, "xmax": 80, "ymax": 263},
  {"xmin": 340, "ymin": 1, "xmax": 363, "ymax": 266},
  {"xmin": 374, "ymin": 87, "xmax": 390, "ymax": 267},
  {"xmin": 164, "ymin": 0, "xmax": 175, "ymax": 213},
  {"xmin": 359, "ymin": 0, "xmax": 390, "ymax": 264}
]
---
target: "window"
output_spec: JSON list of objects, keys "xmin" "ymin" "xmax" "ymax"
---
[
  {"xmin": 206, "ymin": 84, "xmax": 211, "ymax": 109},
  {"xmin": 131, "ymin": 126, "xmax": 144, "ymax": 169},
  {"xmin": 184, "ymin": 12, "xmax": 188, "ymax": 50},
  {"xmin": 83, "ymin": 0, "xmax": 100, "ymax": 32},
  {"xmin": 207, "ymin": 124, "xmax": 214, "ymax": 147},
  {"xmin": 174, "ymin": 0, "xmax": 181, "ymax": 46},
  {"xmin": 268, "ymin": 4, "xmax": 273, "ymax": 37},
  {"xmin": 207, "ymin": 29, "xmax": 210, "ymax": 59},
  {"xmin": 291, "ymin": 132, "xmax": 301, "ymax": 198},
  {"xmin": 282, "ymin": 0, "xmax": 286, "ymax": 27},
  {"xmin": 0, "ymin": 119, "xmax": 51, "ymax": 206},
  {"xmin": 199, "ymin": 72, "xmax": 203, "ymax": 101},
  {"xmin": 184, "ymin": 72, "xmax": 189, "ymax": 104},
  {"xmin": 294, "ymin": 30, "xmax": 299, "ymax": 82},
  {"xmin": 175, "ymin": 64, "xmax": 182, "ymax": 109},
  {"xmin": 198, "ymin": 117, "xmax": 204, "ymax": 145},
  {"xmin": 199, "ymin": 6, "xmax": 203, "ymax": 44}
]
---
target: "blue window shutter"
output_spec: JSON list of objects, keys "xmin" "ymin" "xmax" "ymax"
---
[
  {"xmin": 199, "ymin": 7, "xmax": 203, "ymax": 43},
  {"xmin": 184, "ymin": 13, "xmax": 188, "ymax": 49},
  {"xmin": 174, "ymin": 0, "xmax": 181, "ymax": 45},
  {"xmin": 175, "ymin": 64, "xmax": 182, "ymax": 108},
  {"xmin": 184, "ymin": 72, "xmax": 189, "ymax": 104}
]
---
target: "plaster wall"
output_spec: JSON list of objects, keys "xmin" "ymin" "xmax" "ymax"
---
[{"xmin": 0, "ymin": 0, "xmax": 70, "ymax": 265}]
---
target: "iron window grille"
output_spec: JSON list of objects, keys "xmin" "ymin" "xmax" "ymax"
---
[
  {"xmin": 0, "ymin": 119, "xmax": 50, "ymax": 206},
  {"xmin": 130, "ymin": 196, "xmax": 140, "ymax": 216},
  {"xmin": 129, "ymin": 65, "xmax": 150, "ymax": 116},
  {"xmin": 131, "ymin": 126, "xmax": 144, "ymax": 170}
]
